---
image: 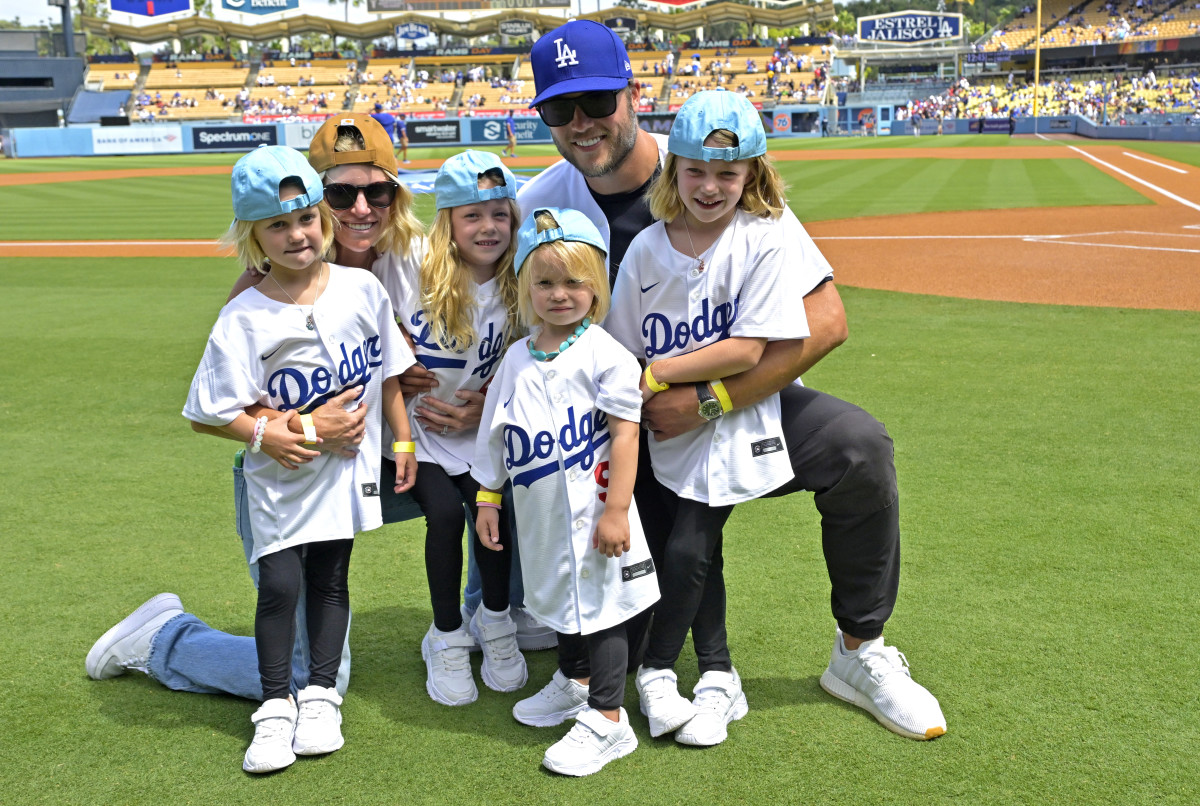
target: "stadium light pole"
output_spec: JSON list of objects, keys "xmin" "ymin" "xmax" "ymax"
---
[{"xmin": 1033, "ymin": 0, "xmax": 1042, "ymax": 133}]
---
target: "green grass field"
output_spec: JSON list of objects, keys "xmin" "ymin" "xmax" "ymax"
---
[{"xmin": 2, "ymin": 138, "xmax": 1198, "ymax": 804}]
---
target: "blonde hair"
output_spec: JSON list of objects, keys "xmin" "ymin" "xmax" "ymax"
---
[
  {"xmin": 647, "ymin": 129, "xmax": 787, "ymax": 222},
  {"xmin": 323, "ymin": 129, "xmax": 422, "ymax": 259},
  {"xmin": 420, "ymin": 193, "xmax": 522, "ymax": 351},
  {"xmin": 516, "ymin": 210, "xmax": 611, "ymax": 328},
  {"xmin": 221, "ymin": 181, "xmax": 336, "ymax": 274}
]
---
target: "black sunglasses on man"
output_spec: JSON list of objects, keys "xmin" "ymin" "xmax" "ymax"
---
[{"xmin": 535, "ymin": 89, "xmax": 624, "ymax": 128}]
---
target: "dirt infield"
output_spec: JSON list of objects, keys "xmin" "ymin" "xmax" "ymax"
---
[{"xmin": 3, "ymin": 145, "xmax": 1198, "ymax": 311}]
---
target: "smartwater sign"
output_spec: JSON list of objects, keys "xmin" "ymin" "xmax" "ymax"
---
[
  {"xmin": 221, "ymin": 0, "xmax": 299, "ymax": 15},
  {"xmin": 857, "ymin": 11, "xmax": 962, "ymax": 45}
]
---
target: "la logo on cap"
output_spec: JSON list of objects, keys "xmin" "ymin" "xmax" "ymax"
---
[{"xmin": 554, "ymin": 38, "xmax": 578, "ymax": 69}]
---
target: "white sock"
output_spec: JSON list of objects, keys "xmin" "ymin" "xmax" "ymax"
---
[{"xmin": 479, "ymin": 605, "xmax": 510, "ymax": 624}]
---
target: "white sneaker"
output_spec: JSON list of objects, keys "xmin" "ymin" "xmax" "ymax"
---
[
  {"xmin": 86, "ymin": 593, "xmax": 183, "ymax": 680},
  {"xmin": 513, "ymin": 607, "xmax": 558, "ymax": 651},
  {"xmin": 421, "ymin": 623, "xmax": 478, "ymax": 706},
  {"xmin": 469, "ymin": 607, "xmax": 528, "ymax": 693},
  {"xmin": 459, "ymin": 605, "xmax": 481, "ymax": 653},
  {"xmin": 819, "ymin": 629, "xmax": 947, "ymax": 740},
  {"xmin": 243, "ymin": 697, "xmax": 297, "ymax": 774},
  {"xmin": 292, "ymin": 685, "xmax": 344, "ymax": 756},
  {"xmin": 512, "ymin": 670, "xmax": 589, "ymax": 727},
  {"xmin": 635, "ymin": 666, "xmax": 697, "ymax": 738},
  {"xmin": 675, "ymin": 668, "xmax": 749, "ymax": 746},
  {"xmin": 542, "ymin": 707, "xmax": 637, "ymax": 777}
]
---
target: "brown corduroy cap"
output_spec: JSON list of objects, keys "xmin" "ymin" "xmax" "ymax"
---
[{"xmin": 307, "ymin": 113, "xmax": 399, "ymax": 176}]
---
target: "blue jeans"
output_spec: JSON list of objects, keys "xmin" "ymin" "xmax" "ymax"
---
[
  {"xmin": 462, "ymin": 485, "xmax": 524, "ymax": 613},
  {"xmin": 145, "ymin": 463, "xmax": 354, "ymax": 700}
]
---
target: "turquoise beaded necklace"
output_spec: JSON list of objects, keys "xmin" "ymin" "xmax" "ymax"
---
[{"xmin": 528, "ymin": 318, "xmax": 591, "ymax": 362}]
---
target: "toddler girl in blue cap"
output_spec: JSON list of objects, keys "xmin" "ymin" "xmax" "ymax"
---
[
  {"xmin": 472, "ymin": 208, "xmax": 659, "ymax": 777},
  {"xmin": 183, "ymin": 145, "xmax": 419, "ymax": 773},
  {"xmin": 605, "ymin": 90, "xmax": 811, "ymax": 747},
  {"xmin": 388, "ymin": 150, "xmax": 530, "ymax": 707}
]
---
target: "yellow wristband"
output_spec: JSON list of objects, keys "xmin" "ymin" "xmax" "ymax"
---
[
  {"xmin": 392, "ymin": 441, "xmax": 416, "ymax": 453},
  {"xmin": 709, "ymin": 378, "xmax": 733, "ymax": 413},
  {"xmin": 644, "ymin": 363, "xmax": 670, "ymax": 393},
  {"xmin": 299, "ymin": 413, "xmax": 317, "ymax": 444},
  {"xmin": 476, "ymin": 490, "xmax": 503, "ymax": 506}
]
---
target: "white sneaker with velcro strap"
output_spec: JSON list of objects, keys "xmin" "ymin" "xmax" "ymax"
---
[
  {"xmin": 512, "ymin": 670, "xmax": 589, "ymax": 727},
  {"xmin": 421, "ymin": 623, "xmax": 478, "ymax": 706},
  {"xmin": 542, "ymin": 706, "xmax": 638, "ymax": 777},
  {"xmin": 292, "ymin": 685, "xmax": 344, "ymax": 755},
  {"xmin": 243, "ymin": 697, "xmax": 297, "ymax": 774},
  {"xmin": 819, "ymin": 628, "xmax": 947, "ymax": 740},
  {"xmin": 469, "ymin": 606, "xmax": 528, "ymax": 693}
]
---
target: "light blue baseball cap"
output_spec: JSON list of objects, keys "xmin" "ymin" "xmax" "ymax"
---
[
  {"xmin": 514, "ymin": 207, "xmax": 608, "ymax": 276},
  {"xmin": 231, "ymin": 145, "xmax": 323, "ymax": 222},
  {"xmin": 434, "ymin": 150, "xmax": 517, "ymax": 210},
  {"xmin": 667, "ymin": 91, "xmax": 767, "ymax": 162}
]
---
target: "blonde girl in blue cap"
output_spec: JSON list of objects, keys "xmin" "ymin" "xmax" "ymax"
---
[
  {"xmin": 389, "ymin": 150, "xmax": 529, "ymax": 707},
  {"xmin": 474, "ymin": 208, "xmax": 659, "ymax": 777},
  {"xmin": 605, "ymin": 90, "xmax": 811, "ymax": 747},
  {"xmin": 184, "ymin": 145, "xmax": 418, "ymax": 774}
]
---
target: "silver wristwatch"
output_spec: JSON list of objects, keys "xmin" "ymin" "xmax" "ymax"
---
[{"xmin": 696, "ymin": 383, "xmax": 723, "ymax": 421}]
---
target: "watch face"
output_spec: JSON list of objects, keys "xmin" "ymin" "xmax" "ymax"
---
[{"xmin": 699, "ymin": 399, "xmax": 723, "ymax": 420}]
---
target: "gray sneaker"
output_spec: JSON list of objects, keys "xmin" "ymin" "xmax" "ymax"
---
[
  {"xmin": 513, "ymin": 607, "xmax": 558, "ymax": 651},
  {"xmin": 86, "ymin": 593, "xmax": 183, "ymax": 680},
  {"xmin": 421, "ymin": 623, "xmax": 478, "ymax": 706},
  {"xmin": 512, "ymin": 670, "xmax": 589, "ymax": 727}
]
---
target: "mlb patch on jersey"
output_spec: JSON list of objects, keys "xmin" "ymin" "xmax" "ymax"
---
[
  {"xmin": 361, "ymin": 483, "xmax": 379, "ymax": 497},
  {"xmin": 751, "ymin": 437, "xmax": 784, "ymax": 457},
  {"xmin": 621, "ymin": 558, "xmax": 655, "ymax": 582}
]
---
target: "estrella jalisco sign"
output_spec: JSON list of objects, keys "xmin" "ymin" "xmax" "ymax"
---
[{"xmin": 857, "ymin": 11, "xmax": 962, "ymax": 46}]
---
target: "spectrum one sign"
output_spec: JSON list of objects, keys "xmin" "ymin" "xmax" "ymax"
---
[{"xmin": 857, "ymin": 11, "xmax": 962, "ymax": 45}]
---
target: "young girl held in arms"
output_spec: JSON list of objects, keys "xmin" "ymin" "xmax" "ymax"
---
[
  {"xmin": 474, "ymin": 209, "xmax": 660, "ymax": 777},
  {"xmin": 606, "ymin": 91, "xmax": 809, "ymax": 747},
  {"xmin": 183, "ymin": 145, "xmax": 418, "ymax": 773},
  {"xmin": 392, "ymin": 150, "xmax": 528, "ymax": 705}
]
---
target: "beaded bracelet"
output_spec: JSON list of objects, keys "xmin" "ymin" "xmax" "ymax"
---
[{"xmin": 249, "ymin": 415, "xmax": 269, "ymax": 454}]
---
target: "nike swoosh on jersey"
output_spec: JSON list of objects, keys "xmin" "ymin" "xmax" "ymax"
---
[
  {"xmin": 260, "ymin": 345, "xmax": 282, "ymax": 360},
  {"xmin": 640, "ymin": 282, "xmax": 660, "ymax": 293},
  {"xmin": 504, "ymin": 390, "xmax": 515, "ymax": 408}
]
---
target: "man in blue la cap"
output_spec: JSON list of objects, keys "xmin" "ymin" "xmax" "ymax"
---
[{"xmin": 511, "ymin": 19, "xmax": 947, "ymax": 752}]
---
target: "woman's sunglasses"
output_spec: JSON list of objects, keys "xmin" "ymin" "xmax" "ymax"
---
[
  {"xmin": 535, "ymin": 89, "xmax": 623, "ymax": 128},
  {"xmin": 323, "ymin": 181, "xmax": 399, "ymax": 211}
]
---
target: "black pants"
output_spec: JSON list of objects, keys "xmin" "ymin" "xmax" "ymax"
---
[
  {"xmin": 562, "ymin": 384, "xmax": 901, "ymax": 677},
  {"xmin": 640, "ymin": 495, "xmax": 734, "ymax": 674},
  {"xmin": 556, "ymin": 622, "xmax": 632, "ymax": 712},
  {"xmin": 409, "ymin": 462, "xmax": 511, "ymax": 632},
  {"xmin": 256, "ymin": 539, "xmax": 354, "ymax": 702}
]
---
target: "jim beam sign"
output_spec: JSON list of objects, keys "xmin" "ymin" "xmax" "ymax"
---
[{"xmin": 856, "ymin": 11, "xmax": 962, "ymax": 46}]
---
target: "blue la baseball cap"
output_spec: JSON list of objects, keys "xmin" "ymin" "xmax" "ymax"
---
[
  {"xmin": 514, "ymin": 207, "xmax": 608, "ymax": 276},
  {"xmin": 434, "ymin": 150, "xmax": 517, "ymax": 211},
  {"xmin": 231, "ymin": 145, "xmax": 323, "ymax": 222},
  {"xmin": 667, "ymin": 91, "xmax": 767, "ymax": 162},
  {"xmin": 529, "ymin": 20, "xmax": 633, "ymax": 108}
]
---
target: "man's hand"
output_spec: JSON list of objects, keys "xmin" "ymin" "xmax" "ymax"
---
[
  {"xmin": 415, "ymin": 389, "xmax": 486, "ymax": 435},
  {"xmin": 642, "ymin": 384, "xmax": 704, "ymax": 441},
  {"xmin": 309, "ymin": 386, "xmax": 367, "ymax": 456}
]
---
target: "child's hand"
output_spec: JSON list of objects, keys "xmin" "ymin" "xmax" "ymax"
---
[
  {"xmin": 262, "ymin": 410, "xmax": 321, "ymax": 470},
  {"xmin": 592, "ymin": 510, "xmax": 630, "ymax": 559},
  {"xmin": 477, "ymin": 507, "xmax": 503, "ymax": 551},
  {"xmin": 393, "ymin": 452, "xmax": 417, "ymax": 493}
]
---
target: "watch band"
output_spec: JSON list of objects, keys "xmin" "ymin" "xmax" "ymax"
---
[{"xmin": 695, "ymin": 383, "xmax": 724, "ymax": 421}]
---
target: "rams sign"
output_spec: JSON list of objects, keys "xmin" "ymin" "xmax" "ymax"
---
[{"xmin": 857, "ymin": 11, "xmax": 962, "ymax": 45}]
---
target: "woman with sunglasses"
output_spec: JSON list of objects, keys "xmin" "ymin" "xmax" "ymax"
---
[{"xmin": 84, "ymin": 115, "xmax": 428, "ymax": 704}]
